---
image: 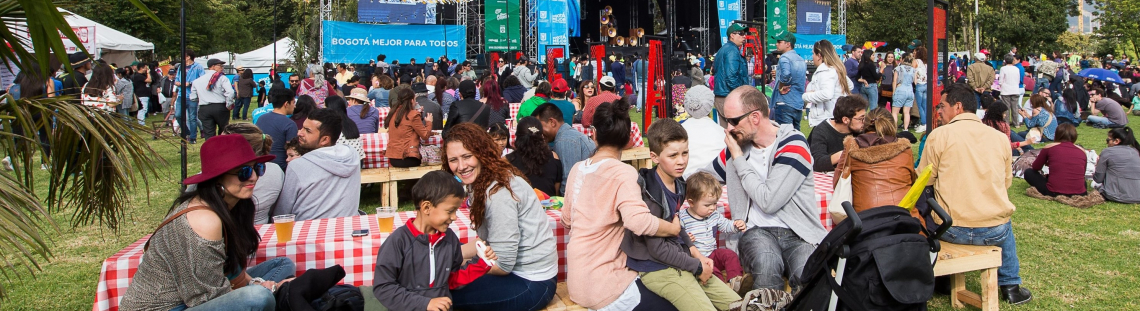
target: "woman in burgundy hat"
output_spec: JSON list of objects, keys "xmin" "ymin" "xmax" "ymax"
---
[{"xmin": 121, "ymin": 135, "xmax": 295, "ymax": 311}]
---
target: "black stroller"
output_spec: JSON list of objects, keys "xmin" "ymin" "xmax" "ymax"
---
[{"xmin": 785, "ymin": 199, "xmax": 953, "ymax": 311}]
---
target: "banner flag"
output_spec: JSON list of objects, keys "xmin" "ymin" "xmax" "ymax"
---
[
  {"xmin": 538, "ymin": 0, "xmax": 569, "ymax": 63},
  {"xmin": 485, "ymin": 0, "xmax": 521, "ymax": 52},
  {"xmin": 717, "ymin": 0, "xmax": 742, "ymax": 47},
  {"xmin": 322, "ymin": 21, "xmax": 466, "ymax": 64}
]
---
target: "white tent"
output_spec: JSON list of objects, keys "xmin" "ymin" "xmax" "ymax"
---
[
  {"xmin": 59, "ymin": 9, "xmax": 154, "ymax": 65},
  {"xmin": 195, "ymin": 51, "xmax": 235, "ymax": 67},
  {"xmin": 234, "ymin": 38, "xmax": 294, "ymax": 74}
]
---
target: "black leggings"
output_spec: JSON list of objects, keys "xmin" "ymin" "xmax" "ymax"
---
[
  {"xmin": 1024, "ymin": 169, "xmax": 1086, "ymax": 196},
  {"xmin": 388, "ymin": 157, "xmax": 421, "ymax": 168},
  {"xmin": 633, "ymin": 278, "xmax": 679, "ymax": 311}
]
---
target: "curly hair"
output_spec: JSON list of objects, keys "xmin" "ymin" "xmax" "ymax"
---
[
  {"xmin": 441, "ymin": 123, "xmax": 524, "ymax": 229},
  {"xmin": 510, "ymin": 117, "xmax": 553, "ymax": 176}
]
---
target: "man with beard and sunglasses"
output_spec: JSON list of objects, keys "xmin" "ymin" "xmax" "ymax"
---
[{"xmin": 696, "ymin": 86, "xmax": 825, "ymax": 295}]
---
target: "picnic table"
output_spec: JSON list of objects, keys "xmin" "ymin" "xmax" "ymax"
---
[{"xmin": 94, "ymin": 173, "xmax": 833, "ymax": 311}]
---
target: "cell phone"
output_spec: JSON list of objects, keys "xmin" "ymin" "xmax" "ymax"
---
[{"xmin": 351, "ymin": 229, "xmax": 370, "ymax": 237}]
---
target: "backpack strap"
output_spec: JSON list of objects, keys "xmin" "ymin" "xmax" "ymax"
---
[{"xmin": 144, "ymin": 205, "xmax": 212, "ymax": 251}]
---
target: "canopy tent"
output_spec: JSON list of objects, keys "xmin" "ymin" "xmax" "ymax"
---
[
  {"xmin": 59, "ymin": 9, "xmax": 154, "ymax": 65},
  {"xmin": 194, "ymin": 51, "xmax": 235, "ymax": 67},
  {"xmin": 234, "ymin": 38, "xmax": 294, "ymax": 74}
]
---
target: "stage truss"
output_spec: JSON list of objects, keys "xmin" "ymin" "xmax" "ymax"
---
[
  {"xmin": 526, "ymin": 0, "xmax": 538, "ymax": 60},
  {"xmin": 699, "ymin": 0, "xmax": 710, "ymax": 55}
]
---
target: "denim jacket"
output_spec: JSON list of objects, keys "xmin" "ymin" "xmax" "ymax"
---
[
  {"xmin": 1024, "ymin": 110, "xmax": 1057, "ymax": 141},
  {"xmin": 713, "ymin": 42, "xmax": 750, "ymax": 97},
  {"xmin": 773, "ymin": 51, "xmax": 806, "ymax": 110}
]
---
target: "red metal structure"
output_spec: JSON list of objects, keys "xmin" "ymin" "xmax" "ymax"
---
[
  {"xmin": 546, "ymin": 47, "xmax": 565, "ymax": 82},
  {"xmin": 927, "ymin": 0, "xmax": 948, "ymax": 129},
  {"xmin": 643, "ymin": 39, "xmax": 666, "ymax": 128},
  {"xmin": 590, "ymin": 44, "xmax": 606, "ymax": 82}
]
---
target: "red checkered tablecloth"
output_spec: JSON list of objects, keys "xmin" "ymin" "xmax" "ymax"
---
[
  {"xmin": 359, "ymin": 131, "xmax": 443, "ymax": 169},
  {"xmin": 93, "ymin": 212, "xmax": 476, "ymax": 311}
]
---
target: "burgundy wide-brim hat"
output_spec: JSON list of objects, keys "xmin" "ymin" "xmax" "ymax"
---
[{"xmin": 183, "ymin": 134, "xmax": 276, "ymax": 185}]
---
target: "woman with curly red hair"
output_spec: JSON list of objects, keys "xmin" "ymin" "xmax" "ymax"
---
[{"xmin": 442, "ymin": 123, "xmax": 559, "ymax": 311}]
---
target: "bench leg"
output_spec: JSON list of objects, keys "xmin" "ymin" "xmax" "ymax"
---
[
  {"xmin": 980, "ymin": 268, "xmax": 999, "ymax": 311},
  {"xmin": 387, "ymin": 182, "xmax": 400, "ymax": 207},
  {"xmin": 949, "ymin": 273, "xmax": 967, "ymax": 309}
]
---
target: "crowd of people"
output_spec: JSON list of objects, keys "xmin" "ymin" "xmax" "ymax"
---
[{"xmin": 10, "ymin": 24, "xmax": 1136, "ymax": 309}]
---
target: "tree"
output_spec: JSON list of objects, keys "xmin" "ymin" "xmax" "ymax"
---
[
  {"xmin": 845, "ymin": 0, "xmax": 927, "ymax": 51},
  {"xmin": 1088, "ymin": 0, "xmax": 1140, "ymax": 59},
  {"xmin": 0, "ymin": 0, "xmax": 165, "ymax": 300},
  {"xmin": 976, "ymin": 0, "xmax": 1077, "ymax": 54}
]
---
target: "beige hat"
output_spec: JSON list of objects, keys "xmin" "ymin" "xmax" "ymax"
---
[{"xmin": 346, "ymin": 88, "xmax": 370, "ymax": 103}]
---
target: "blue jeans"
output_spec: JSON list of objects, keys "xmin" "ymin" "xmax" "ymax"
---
[
  {"xmin": 1086, "ymin": 116, "xmax": 1121, "ymax": 128},
  {"xmin": 939, "ymin": 222, "xmax": 1022, "ymax": 286},
  {"xmin": 635, "ymin": 76, "xmax": 645, "ymax": 110},
  {"xmin": 861, "ymin": 84, "xmax": 879, "ymax": 111},
  {"xmin": 738, "ymin": 227, "xmax": 814, "ymax": 290},
  {"xmin": 174, "ymin": 96, "xmax": 199, "ymax": 140},
  {"xmin": 772, "ymin": 103, "xmax": 803, "ymax": 130},
  {"xmin": 451, "ymin": 274, "xmax": 557, "ymax": 311},
  {"xmin": 170, "ymin": 257, "xmax": 295, "ymax": 311},
  {"xmin": 916, "ymin": 83, "xmax": 928, "ymax": 125},
  {"xmin": 232, "ymin": 97, "xmax": 252, "ymax": 120}
]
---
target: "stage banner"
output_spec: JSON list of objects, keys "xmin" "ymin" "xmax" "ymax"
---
[
  {"xmin": 537, "ymin": 0, "xmax": 569, "ymax": 63},
  {"xmin": 64, "ymin": 26, "xmax": 96, "ymax": 55},
  {"xmin": 322, "ymin": 21, "xmax": 466, "ymax": 64},
  {"xmin": 792, "ymin": 33, "xmax": 845, "ymax": 57},
  {"xmin": 767, "ymin": 0, "xmax": 789, "ymax": 51},
  {"xmin": 717, "ymin": 0, "xmax": 742, "ymax": 46},
  {"xmin": 485, "ymin": 0, "xmax": 521, "ymax": 52},
  {"xmin": 358, "ymin": 0, "xmax": 436, "ymax": 24},
  {"xmin": 567, "ymin": 0, "xmax": 581, "ymax": 37},
  {"xmin": 796, "ymin": 0, "xmax": 831, "ymax": 35}
]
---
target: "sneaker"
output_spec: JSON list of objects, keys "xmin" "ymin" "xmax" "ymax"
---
[
  {"xmin": 1, "ymin": 156, "xmax": 12, "ymax": 171},
  {"xmin": 914, "ymin": 124, "xmax": 926, "ymax": 133}
]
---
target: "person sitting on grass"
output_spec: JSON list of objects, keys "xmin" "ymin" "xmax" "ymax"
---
[
  {"xmin": 121, "ymin": 135, "xmax": 295, "ymax": 311},
  {"xmin": 372, "ymin": 170, "xmax": 497, "ymax": 311},
  {"xmin": 1087, "ymin": 87, "xmax": 1129, "ymax": 128},
  {"xmin": 981, "ymin": 103, "xmax": 1037, "ymax": 156},
  {"xmin": 622, "ymin": 118, "xmax": 742, "ymax": 311},
  {"xmin": 679, "ymin": 171, "xmax": 749, "ymax": 290},
  {"xmin": 1024, "ymin": 123, "xmax": 1088, "ymax": 198},
  {"xmin": 1094, "ymin": 127, "xmax": 1140, "ymax": 203},
  {"xmin": 1015, "ymin": 94, "xmax": 1057, "ymax": 142}
]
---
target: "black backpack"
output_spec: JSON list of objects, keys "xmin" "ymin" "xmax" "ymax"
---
[
  {"xmin": 787, "ymin": 206, "xmax": 939, "ymax": 311},
  {"xmin": 310, "ymin": 285, "xmax": 365, "ymax": 311}
]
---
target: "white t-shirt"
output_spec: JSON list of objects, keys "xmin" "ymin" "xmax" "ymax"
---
[
  {"xmin": 745, "ymin": 144, "xmax": 789, "ymax": 229},
  {"xmin": 914, "ymin": 60, "xmax": 928, "ymax": 85}
]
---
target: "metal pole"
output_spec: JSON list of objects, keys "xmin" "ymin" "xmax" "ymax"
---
[
  {"xmin": 974, "ymin": 0, "xmax": 979, "ymax": 53},
  {"xmin": 179, "ymin": 0, "xmax": 188, "ymax": 188},
  {"xmin": 273, "ymin": 0, "xmax": 277, "ymax": 77}
]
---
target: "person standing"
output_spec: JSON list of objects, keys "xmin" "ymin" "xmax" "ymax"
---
[
  {"xmin": 115, "ymin": 68, "xmax": 136, "ymax": 120},
  {"xmin": 255, "ymin": 85, "xmax": 298, "ymax": 171},
  {"xmin": 967, "ymin": 52, "xmax": 995, "ymax": 106},
  {"xmin": 60, "ymin": 53, "xmax": 92, "ymax": 97},
  {"xmin": 175, "ymin": 50, "xmax": 206, "ymax": 143},
  {"xmin": 188, "ymin": 59, "xmax": 235, "ymax": 140},
  {"xmin": 855, "ymin": 51, "xmax": 880, "ymax": 113},
  {"xmin": 845, "ymin": 46, "xmax": 865, "ymax": 99},
  {"xmin": 914, "ymin": 47, "xmax": 930, "ymax": 132},
  {"xmin": 157, "ymin": 68, "xmax": 177, "ymax": 115},
  {"xmin": 771, "ymin": 31, "xmax": 806, "ymax": 129},
  {"xmin": 892, "ymin": 53, "xmax": 916, "ymax": 131},
  {"xmin": 713, "ymin": 23, "xmax": 752, "ymax": 128},
  {"xmin": 999, "ymin": 55, "xmax": 1023, "ymax": 127},
  {"xmin": 803, "ymin": 40, "xmax": 852, "ymax": 128},
  {"xmin": 611, "ymin": 53, "xmax": 627, "ymax": 98},
  {"xmin": 633, "ymin": 54, "xmax": 648, "ymax": 110},
  {"xmin": 233, "ymin": 69, "xmax": 257, "ymax": 121},
  {"xmin": 131, "ymin": 63, "xmax": 152, "ymax": 124},
  {"xmin": 921, "ymin": 83, "xmax": 1033, "ymax": 305}
]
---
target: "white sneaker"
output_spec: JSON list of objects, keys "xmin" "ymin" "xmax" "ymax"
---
[
  {"xmin": 914, "ymin": 124, "xmax": 926, "ymax": 133},
  {"xmin": 2, "ymin": 156, "xmax": 12, "ymax": 171}
]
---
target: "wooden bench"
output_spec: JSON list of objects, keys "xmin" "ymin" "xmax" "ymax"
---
[
  {"xmin": 540, "ymin": 282, "xmax": 585, "ymax": 311},
  {"xmin": 934, "ymin": 243, "xmax": 1002, "ymax": 311},
  {"xmin": 621, "ymin": 146, "xmax": 652, "ymax": 170}
]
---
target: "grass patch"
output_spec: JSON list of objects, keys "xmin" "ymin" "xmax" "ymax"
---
[{"xmin": 1, "ymin": 113, "xmax": 1138, "ymax": 310}]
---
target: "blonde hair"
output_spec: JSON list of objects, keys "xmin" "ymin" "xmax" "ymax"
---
[
  {"xmin": 864, "ymin": 107, "xmax": 897, "ymax": 138},
  {"xmin": 813, "ymin": 40, "xmax": 851, "ymax": 96}
]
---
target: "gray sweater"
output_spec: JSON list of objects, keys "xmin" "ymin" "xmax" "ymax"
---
[
  {"xmin": 476, "ymin": 175, "xmax": 559, "ymax": 281},
  {"xmin": 1094, "ymin": 145, "xmax": 1140, "ymax": 203},
  {"xmin": 252, "ymin": 162, "xmax": 284, "ymax": 225},
  {"xmin": 274, "ymin": 144, "xmax": 361, "ymax": 221},
  {"xmin": 698, "ymin": 122, "xmax": 827, "ymax": 245}
]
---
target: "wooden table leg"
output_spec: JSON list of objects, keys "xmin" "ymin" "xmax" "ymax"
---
[
  {"xmin": 950, "ymin": 273, "xmax": 967, "ymax": 309},
  {"xmin": 980, "ymin": 267, "xmax": 1000, "ymax": 311},
  {"xmin": 387, "ymin": 182, "xmax": 399, "ymax": 207}
]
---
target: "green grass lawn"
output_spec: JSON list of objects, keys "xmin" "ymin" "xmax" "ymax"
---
[{"xmin": 2, "ymin": 113, "xmax": 1138, "ymax": 310}]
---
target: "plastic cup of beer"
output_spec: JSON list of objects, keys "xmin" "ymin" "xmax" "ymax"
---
[
  {"xmin": 376, "ymin": 207, "xmax": 396, "ymax": 233},
  {"xmin": 273, "ymin": 214, "xmax": 296, "ymax": 243}
]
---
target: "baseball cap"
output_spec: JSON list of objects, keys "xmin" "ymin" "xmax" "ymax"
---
[
  {"xmin": 167, "ymin": 68, "xmax": 177, "ymax": 75},
  {"xmin": 206, "ymin": 59, "xmax": 226, "ymax": 67},
  {"xmin": 599, "ymin": 76, "xmax": 616, "ymax": 88},
  {"xmin": 726, "ymin": 23, "xmax": 748, "ymax": 34},
  {"xmin": 551, "ymin": 78, "xmax": 570, "ymax": 93},
  {"xmin": 769, "ymin": 31, "xmax": 795, "ymax": 44}
]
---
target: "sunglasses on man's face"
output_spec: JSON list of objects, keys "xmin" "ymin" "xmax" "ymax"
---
[
  {"xmin": 722, "ymin": 108, "xmax": 760, "ymax": 127},
  {"xmin": 227, "ymin": 163, "xmax": 266, "ymax": 182},
  {"xmin": 289, "ymin": 80, "xmax": 300, "ymax": 83}
]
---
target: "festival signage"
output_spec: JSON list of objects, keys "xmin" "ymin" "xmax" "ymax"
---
[
  {"xmin": 717, "ymin": 0, "xmax": 742, "ymax": 47},
  {"xmin": 567, "ymin": 0, "xmax": 581, "ymax": 37},
  {"xmin": 537, "ymin": 0, "xmax": 569, "ymax": 63},
  {"xmin": 358, "ymin": 0, "xmax": 436, "ymax": 24},
  {"xmin": 796, "ymin": 0, "xmax": 831, "ymax": 35},
  {"xmin": 322, "ymin": 21, "xmax": 466, "ymax": 64},
  {"xmin": 63, "ymin": 26, "xmax": 96, "ymax": 55},
  {"xmin": 485, "ymin": 0, "xmax": 521, "ymax": 52},
  {"xmin": 767, "ymin": 0, "xmax": 788, "ymax": 51},
  {"xmin": 792, "ymin": 33, "xmax": 845, "ymax": 58}
]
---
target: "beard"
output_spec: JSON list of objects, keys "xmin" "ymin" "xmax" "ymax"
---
[{"xmin": 730, "ymin": 128, "xmax": 754, "ymax": 149}]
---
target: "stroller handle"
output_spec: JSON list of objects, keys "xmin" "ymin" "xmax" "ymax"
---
[
  {"xmin": 841, "ymin": 201, "xmax": 862, "ymax": 246},
  {"xmin": 927, "ymin": 198, "xmax": 953, "ymax": 239}
]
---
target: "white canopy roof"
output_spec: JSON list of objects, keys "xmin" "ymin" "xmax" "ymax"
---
[
  {"xmin": 234, "ymin": 38, "xmax": 294, "ymax": 73},
  {"xmin": 61, "ymin": 9, "xmax": 154, "ymax": 51},
  {"xmin": 195, "ymin": 51, "xmax": 235, "ymax": 66}
]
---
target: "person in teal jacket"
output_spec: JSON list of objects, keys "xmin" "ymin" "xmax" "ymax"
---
[{"xmin": 712, "ymin": 23, "xmax": 752, "ymax": 127}]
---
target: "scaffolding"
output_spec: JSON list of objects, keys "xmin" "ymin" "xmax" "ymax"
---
[
  {"xmin": 525, "ymin": 0, "xmax": 538, "ymax": 59},
  {"xmin": 699, "ymin": 0, "xmax": 709, "ymax": 55},
  {"xmin": 839, "ymin": 0, "xmax": 847, "ymax": 35},
  {"xmin": 465, "ymin": 0, "xmax": 484, "ymax": 56}
]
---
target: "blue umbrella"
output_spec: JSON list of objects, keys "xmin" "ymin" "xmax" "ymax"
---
[{"xmin": 1076, "ymin": 68, "xmax": 1124, "ymax": 84}]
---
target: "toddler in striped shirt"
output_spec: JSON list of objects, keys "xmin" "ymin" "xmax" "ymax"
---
[{"xmin": 680, "ymin": 171, "xmax": 752, "ymax": 292}]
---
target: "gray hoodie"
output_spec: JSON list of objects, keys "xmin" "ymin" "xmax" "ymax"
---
[{"xmin": 274, "ymin": 144, "xmax": 361, "ymax": 221}]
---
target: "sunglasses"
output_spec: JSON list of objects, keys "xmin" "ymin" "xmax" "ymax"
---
[
  {"xmin": 227, "ymin": 163, "xmax": 266, "ymax": 182},
  {"xmin": 722, "ymin": 108, "xmax": 761, "ymax": 126},
  {"xmin": 289, "ymin": 80, "xmax": 300, "ymax": 83}
]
